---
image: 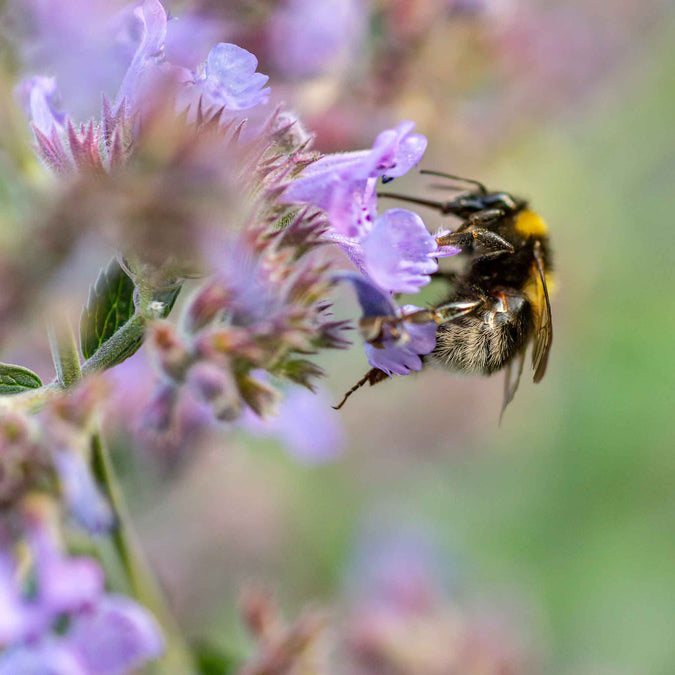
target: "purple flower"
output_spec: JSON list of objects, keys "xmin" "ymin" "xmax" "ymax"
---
[
  {"xmin": 28, "ymin": 527, "xmax": 104, "ymax": 619},
  {"xmin": 0, "ymin": 639, "xmax": 86, "ymax": 675},
  {"xmin": 67, "ymin": 595, "xmax": 164, "ymax": 675},
  {"xmin": 346, "ymin": 523, "xmax": 448, "ymax": 614},
  {"xmin": 15, "ymin": 0, "xmax": 139, "ymax": 120},
  {"xmin": 176, "ymin": 43, "xmax": 271, "ymax": 121},
  {"xmin": 267, "ymin": 0, "xmax": 367, "ymax": 79},
  {"xmin": 371, "ymin": 121, "xmax": 429, "ymax": 180},
  {"xmin": 114, "ymin": 0, "xmax": 168, "ymax": 115},
  {"xmin": 364, "ymin": 314, "xmax": 437, "ymax": 375},
  {"xmin": 0, "ymin": 553, "xmax": 32, "ymax": 645},
  {"xmin": 0, "ymin": 520, "xmax": 163, "ymax": 674},
  {"xmin": 199, "ymin": 43, "xmax": 271, "ymax": 111},
  {"xmin": 18, "ymin": 0, "xmax": 270, "ymax": 146},
  {"xmin": 53, "ymin": 451, "xmax": 115, "ymax": 535},
  {"xmin": 242, "ymin": 385, "xmax": 345, "ymax": 463},
  {"xmin": 338, "ymin": 273, "xmax": 437, "ymax": 376},
  {"xmin": 335, "ymin": 272, "xmax": 396, "ymax": 318},
  {"xmin": 362, "ymin": 209, "xmax": 438, "ymax": 293},
  {"xmin": 283, "ymin": 121, "xmax": 427, "ymax": 237},
  {"xmin": 15, "ymin": 76, "xmax": 65, "ymax": 135},
  {"xmin": 164, "ymin": 14, "xmax": 224, "ymax": 71},
  {"xmin": 0, "ymin": 597, "xmax": 163, "ymax": 675}
]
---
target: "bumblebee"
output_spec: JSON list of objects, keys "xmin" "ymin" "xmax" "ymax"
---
[{"xmin": 336, "ymin": 170, "xmax": 553, "ymax": 416}]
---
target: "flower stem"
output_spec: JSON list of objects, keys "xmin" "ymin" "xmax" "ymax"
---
[
  {"xmin": 47, "ymin": 318, "xmax": 82, "ymax": 387},
  {"xmin": 91, "ymin": 432, "xmax": 198, "ymax": 675},
  {"xmin": 48, "ymin": 317, "xmax": 196, "ymax": 673}
]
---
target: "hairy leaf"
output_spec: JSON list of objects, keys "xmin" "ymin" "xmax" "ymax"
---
[
  {"xmin": 80, "ymin": 258, "xmax": 136, "ymax": 360},
  {"xmin": 0, "ymin": 363, "xmax": 43, "ymax": 394}
]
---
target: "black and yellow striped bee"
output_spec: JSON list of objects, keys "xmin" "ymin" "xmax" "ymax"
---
[{"xmin": 336, "ymin": 171, "xmax": 553, "ymax": 417}]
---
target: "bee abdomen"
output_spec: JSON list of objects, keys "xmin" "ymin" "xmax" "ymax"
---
[{"xmin": 429, "ymin": 303, "xmax": 533, "ymax": 376}]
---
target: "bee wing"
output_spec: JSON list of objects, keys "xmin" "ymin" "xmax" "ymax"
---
[
  {"xmin": 500, "ymin": 348, "xmax": 526, "ymax": 423},
  {"xmin": 531, "ymin": 241, "xmax": 553, "ymax": 383}
]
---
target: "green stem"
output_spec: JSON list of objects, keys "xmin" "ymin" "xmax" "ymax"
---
[
  {"xmin": 48, "ymin": 319, "xmax": 82, "ymax": 387},
  {"xmin": 46, "ymin": 316, "xmax": 196, "ymax": 672},
  {"xmin": 91, "ymin": 433, "xmax": 197, "ymax": 675},
  {"xmin": 81, "ymin": 314, "xmax": 146, "ymax": 375}
]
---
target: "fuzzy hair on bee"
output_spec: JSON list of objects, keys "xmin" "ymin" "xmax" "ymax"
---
[{"xmin": 336, "ymin": 170, "xmax": 553, "ymax": 417}]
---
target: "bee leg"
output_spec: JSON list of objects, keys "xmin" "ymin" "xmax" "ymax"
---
[
  {"xmin": 436, "ymin": 227, "xmax": 514, "ymax": 256},
  {"xmin": 433, "ymin": 299, "xmax": 482, "ymax": 323},
  {"xmin": 333, "ymin": 368, "xmax": 389, "ymax": 410},
  {"xmin": 454, "ymin": 208, "xmax": 506, "ymax": 232}
]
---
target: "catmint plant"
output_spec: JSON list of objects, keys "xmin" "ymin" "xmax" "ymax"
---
[{"xmin": 0, "ymin": 0, "xmax": 455, "ymax": 671}]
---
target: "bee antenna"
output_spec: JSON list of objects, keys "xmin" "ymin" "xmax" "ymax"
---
[
  {"xmin": 420, "ymin": 170, "xmax": 488, "ymax": 195},
  {"xmin": 377, "ymin": 192, "xmax": 447, "ymax": 211}
]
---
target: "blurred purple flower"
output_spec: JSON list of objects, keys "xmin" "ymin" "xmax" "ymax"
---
[
  {"xmin": 53, "ymin": 451, "xmax": 115, "ymax": 535},
  {"xmin": 267, "ymin": 0, "xmax": 367, "ymax": 79},
  {"xmin": 14, "ymin": 0, "xmax": 140, "ymax": 120},
  {"xmin": 0, "ymin": 553, "xmax": 33, "ymax": 646},
  {"xmin": 29, "ymin": 526, "xmax": 104, "ymax": 619},
  {"xmin": 67, "ymin": 595, "xmax": 164, "ymax": 675},
  {"xmin": 0, "ymin": 639, "xmax": 85, "ymax": 675},
  {"xmin": 0, "ymin": 519, "xmax": 163, "ymax": 674},
  {"xmin": 15, "ymin": 76, "xmax": 65, "ymax": 136},
  {"xmin": 114, "ymin": 0, "xmax": 168, "ymax": 115},
  {"xmin": 17, "ymin": 0, "xmax": 271, "ymax": 151},
  {"xmin": 346, "ymin": 523, "xmax": 448, "ymax": 615},
  {"xmin": 164, "ymin": 14, "xmax": 225, "ymax": 71},
  {"xmin": 103, "ymin": 348, "xmax": 213, "ymax": 456},
  {"xmin": 242, "ymin": 385, "xmax": 345, "ymax": 463}
]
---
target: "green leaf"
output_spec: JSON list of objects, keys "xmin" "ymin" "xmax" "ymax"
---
[
  {"xmin": 192, "ymin": 642, "xmax": 238, "ymax": 675},
  {"xmin": 0, "ymin": 363, "xmax": 43, "ymax": 394},
  {"xmin": 80, "ymin": 258, "xmax": 136, "ymax": 360}
]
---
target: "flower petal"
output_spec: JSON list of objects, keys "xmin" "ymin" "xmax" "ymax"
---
[
  {"xmin": 336, "ymin": 272, "xmax": 396, "ymax": 317},
  {"xmin": 371, "ymin": 121, "xmax": 427, "ymax": 179},
  {"xmin": 364, "ymin": 305, "xmax": 437, "ymax": 376},
  {"xmin": 114, "ymin": 0, "xmax": 168, "ymax": 114},
  {"xmin": 434, "ymin": 229, "xmax": 462, "ymax": 258},
  {"xmin": 54, "ymin": 451, "xmax": 115, "ymax": 534},
  {"xmin": 68, "ymin": 595, "xmax": 164, "ymax": 675},
  {"xmin": 0, "ymin": 639, "xmax": 86, "ymax": 675},
  {"xmin": 198, "ymin": 43, "xmax": 271, "ymax": 111},
  {"xmin": 363, "ymin": 209, "xmax": 438, "ymax": 293},
  {"xmin": 16, "ymin": 76, "xmax": 65, "ymax": 135}
]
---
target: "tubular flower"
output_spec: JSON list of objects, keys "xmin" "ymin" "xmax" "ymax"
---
[
  {"xmin": 337, "ymin": 273, "xmax": 437, "ymax": 376},
  {"xmin": 17, "ymin": 0, "xmax": 271, "ymax": 174},
  {"xmin": 0, "ymin": 501, "xmax": 163, "ymax": 674},
  {"xmin": 147, "ymin": 210, "xmax": 350, "ymax": 424},
  {"xmin": 282, "ymin": 121, "xmax": 427, "ymax": 238},
  {"xmin": 281, "ymin": 121, "xmax": 461, "ymax": 378}
]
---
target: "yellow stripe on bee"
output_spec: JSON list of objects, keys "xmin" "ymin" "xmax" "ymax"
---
[{"xmin": 514, "ymin": 209, "xmax": 548, "ymax": 237}]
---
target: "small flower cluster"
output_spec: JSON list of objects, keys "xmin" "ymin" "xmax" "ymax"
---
[
  {"xmin": 283, "ymin": 122, "xmax": 460, "ymax": 376},
  {"xmin": 146, "ymin": 211, "xmax": 350, "ymax": 426},
  {"xmin": 235, "ymin": 544, "xmax": 538, "ymax": 675},
  {"xmin": 0, "ymin": 385, "xmax": 162, "ymax": 673},
  {"xmin": 1, "ymin": 0, "xmax": 363, "ymax": 670},
  {"xmin": 0, "ymin": 381, "xmax": 111, "ymax": 534}
]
